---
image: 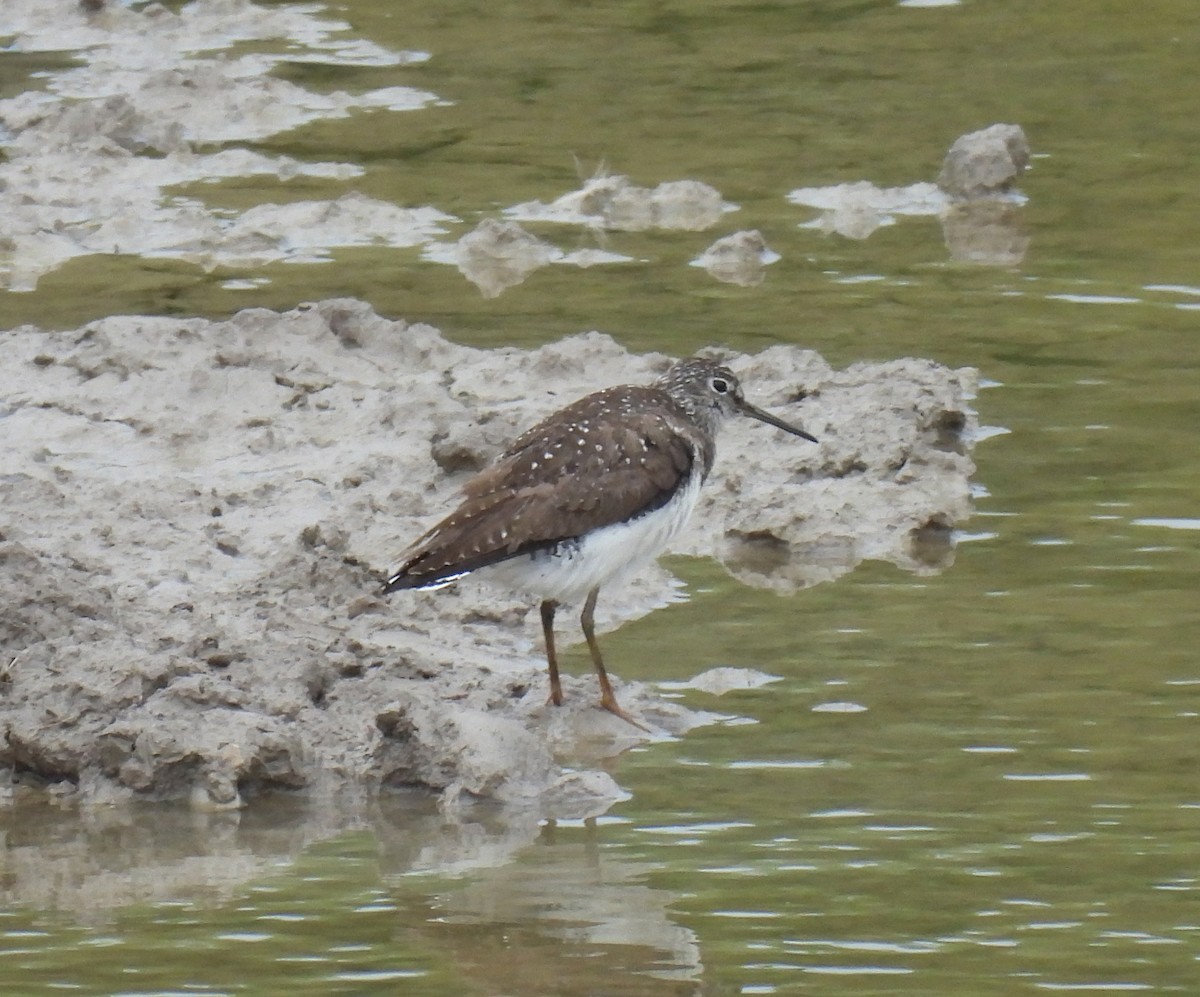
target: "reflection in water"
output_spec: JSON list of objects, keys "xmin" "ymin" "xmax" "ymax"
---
[
  {"xmin": 451, "ymin": 218, "xmax": 558, "ymax": 299},
  {"xmin": 789, "ymin": 180, "xmax": 1029, "ymax": 266},
  {"xmin": 942, "ymin": 200, "xmax": 1030, "ymax": 266},
  {"xmin": 789, "ymin": 123, "xmax": 1031, "ymax": 264},
  {"xmin": 0, "ymin": 793, "xmax": 382, "ymax": 915},
  {"xmin": 690, "ymin": 230, "xmax": 780, "ymax": 287},
  {"xmin": 0, "ymin": 794, "xmax": 702, "ymax": 994},
  {"xmin": 0, "ymin": 791, "xmax": 618, "ymax": 917},
  {"xmin": 409, "ymin": 821, "xmax": 702, "ymax": 994}
]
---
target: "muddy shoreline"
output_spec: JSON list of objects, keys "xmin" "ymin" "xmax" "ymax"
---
[{"xmin": 1, "ymin": 300, "xmax": 977, "ymax": 813}]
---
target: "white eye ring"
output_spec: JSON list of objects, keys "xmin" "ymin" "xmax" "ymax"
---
[{"xmin": 710, "ymin": 377, "xmax": 729, "ymax": 394}]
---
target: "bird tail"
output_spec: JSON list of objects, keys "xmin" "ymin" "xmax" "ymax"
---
[{"xmin": 380, "ymin": 525, "xmax": 542, "ymax": 594}]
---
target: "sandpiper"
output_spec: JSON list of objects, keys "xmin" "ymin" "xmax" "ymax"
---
[{"xmin": 382, "ymin": 356, "xmax": 817, "ymax": 727}]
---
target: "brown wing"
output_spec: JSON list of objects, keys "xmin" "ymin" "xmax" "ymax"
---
[{"xmin": 382, "ymin": 386, "xmax": 700, "ymax": 591}]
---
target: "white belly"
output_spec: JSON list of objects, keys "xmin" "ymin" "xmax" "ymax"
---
[{"xmin": 485, "ymin": 470, "xmax": 703, "ymax": 604}]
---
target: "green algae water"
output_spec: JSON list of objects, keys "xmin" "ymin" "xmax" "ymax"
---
[{"xmin": 3, "ymin": 0, "xmax": 1199, "ymax": 993}]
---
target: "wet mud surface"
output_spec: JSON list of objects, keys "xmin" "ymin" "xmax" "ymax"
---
[{"xmin": 1, "ymin": 300, "xmax": 978, "ymax": 812}]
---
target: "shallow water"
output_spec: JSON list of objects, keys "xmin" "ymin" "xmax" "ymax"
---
[{"xmin": 3, "ymin": 0, "xmax": 1199, "ymax": 993}]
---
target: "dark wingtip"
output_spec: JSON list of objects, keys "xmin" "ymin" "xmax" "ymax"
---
[
  {"xmin": 379, "ymin": 563, "xmax": 468, "ymax": 594},
  {"xmin": 380, "ymin": 569, "xmax": 409, "ymax": 595}
]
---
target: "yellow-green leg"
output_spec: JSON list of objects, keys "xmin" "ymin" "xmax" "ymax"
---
[{"xmin": 581, "ymin": 587, "xmax": 648, "ymax": 731}]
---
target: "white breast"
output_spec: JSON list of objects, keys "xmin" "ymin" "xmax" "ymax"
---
[{"xmin": 486, "ymin": 468, "xmax": 704, "ymax": 604}]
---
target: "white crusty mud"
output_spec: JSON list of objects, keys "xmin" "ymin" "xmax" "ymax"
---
[
  {"xmin": 0, "ymin": 0, "xmax": 451, "ymax": 292},
  {"xmin": 690, "ymin": 230, "xmax": 780, "ymax": 287},
  {"xmin": 786, "ymin": 122, "xmax": 1031, "ymax": 264},
  {"xmin": 0, "ymin": 300, "xmax": 978, "ymax": 812},
  {"xmin": 937, "ymin": 123, "xmax": 1031, "ymax": 199},
  {"xmin": 506, "ymin": 173, "xmax": 736, "ymax": 232}
]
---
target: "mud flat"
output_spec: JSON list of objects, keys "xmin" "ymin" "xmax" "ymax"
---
[{"xmin": 1, "ymin": 300, "xmax": 978, "ymax": 813}]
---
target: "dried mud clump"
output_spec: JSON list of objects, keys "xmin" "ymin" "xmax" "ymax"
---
[{"xmin": 1, "ymin": 300, "xmax": 978, "ymax": 810}]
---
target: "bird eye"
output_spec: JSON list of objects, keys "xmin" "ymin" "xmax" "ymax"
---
[{"xmin": 710, "ymin": 377, "xmax": 729, "ymax": 394}]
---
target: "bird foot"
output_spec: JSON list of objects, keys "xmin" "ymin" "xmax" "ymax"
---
[{"xmin": 597, "ymin": 696, "xmax": 650, "ymax": 733}]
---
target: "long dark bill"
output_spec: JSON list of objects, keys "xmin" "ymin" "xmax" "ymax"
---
[{"xmin": 737, "ymin": 399, "xmax": 818, "ymax": 443}]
